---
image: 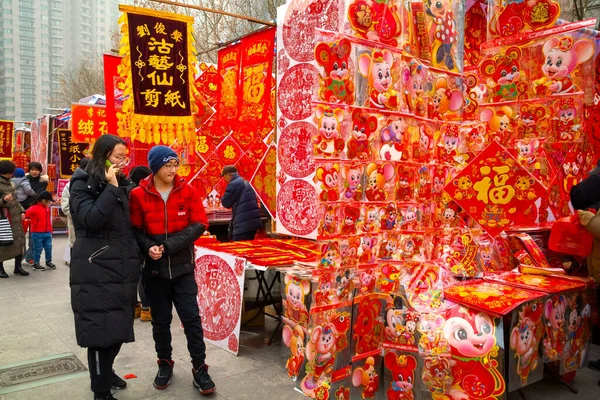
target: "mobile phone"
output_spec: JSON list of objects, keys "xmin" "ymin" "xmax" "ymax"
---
[{"xmin": 105, "ymin": 160, "xmax": 113, "ymax": 169}]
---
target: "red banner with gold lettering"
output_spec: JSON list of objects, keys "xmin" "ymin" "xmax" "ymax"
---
[
  {"xmin": 237, "ymin": 28, "xmax": 275, "ymax": 150},
  {"xmin": 216, "ymin": 43, "xmax": 242, "ymax": 130},
  {"xmin": 71, "ymin": 104, "xmax": 108, "ymax": 143},
  {"xmin": 443, "ymin": 141, "xmax": 546, "ymax": 237},
  {"xmin": 57, "ymin": 129, "xmax": 89, "ymax": 178},
  {"xmin": 103, "ymin": 54, "xmax": 123, "ymax": 136},
  {"xmin": 0, "ymin": 120, "xmax": 14, "ymax": 159}
]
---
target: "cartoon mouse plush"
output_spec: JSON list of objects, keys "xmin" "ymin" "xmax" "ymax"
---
[
  {"xmin": 443, "ymin": 306, "xmax": 506, "ymax": 399},
  {"xmin": 347, "ymin": 109, "xmax": 378, "ymax": 160},
  {"xmin": 314, "ymin": 106, "xmax": 345, "ymax": 158},
  {"xmin": 352, "ymin": 356, "xmax": 380, "ymax": 399},
  {"xmin": 479, "ymin": 46, "xmax": 528, "ymax": 102},
  {"xmin": 315, "ymin": 38, "xmax": 355, "ymax": 104},
  {"xmin": 283, "ymin": 324, "xmax": 306, "ymax": 381},
  {"xmin": 534, "ymin": 36, "xmax": 594, "ymax": 95},
  {"xmin": 401, "ymin": 60, "xmax": 428, "ymax": 116},
  {"xmin": 358, "ymin": 49, "xmax": 399, "ymax": 110},
  {"xmin": 385, "ymin": 353, "xmax": 417, "ymax": 400}
]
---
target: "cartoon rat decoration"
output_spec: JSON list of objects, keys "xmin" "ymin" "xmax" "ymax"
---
[
  {"xmin": 342, "ymin": 163, "xmax": 363, "ymax": 201},
  {"xmin": 314, "ymin": 106, "xmax": 345, "ymax": 158},
  {"xmin": 353, "ymin": 298, "xmax": 384, "ymax": 355},
  {"xmin": 347, "ymin": 109, "xmax": 378, "ymax": 160},
  {"xmin": 534, "ymin": 36, "xmax": 594, "ymax": 95},
  {"xmin": 283, "ymin": 275, "xmax": 310, "ymax": 325},
  {"xmin": 480, "ymin": 46, "xmax": 528, "ymax": 102},
  {"xmin": 347, "ymin": 0, "xmax": 402, "ymax": 46},
  {"xmin": 315, "ymin": 38, "xmax": 355, "ymax": 104},
  {"xmin": 426, "ymin": 0, "xmax": 459, "ymax": 71},
  {"xmin": 401, "ymin": 60, "xmax": 428, "ymax": 116},
  {"xmin": 553, "ymin": 97, "xmax": 581, "ymax": 141},
  {"xmin": 283, "ymin": 324, "xmax": 306, "ymax": 381},
  {"xmin": 365, "ymin": 162, "xmax": 395, "ymax": 201},
  {"xmin": 380, "ymin": 118, "xmax": 409, "ymax": 161},
  {"xmin": 480, "ymin": 106, "xmax": 514, "ymax": 144},
  {"xmin": 430, "ymin": 76, "xmax": 463, "ymax": 119},
  {"xmin": 316, "ymin": 164, "xmax": 341, "ymax": 202},
  {"xmin": 510, "ymin": 300, "xmax": 544, "ymax": 386},
  {"xmin": 385, "ymin": 353, "xmax": 417, "ymax": 400},
  {"xmin": 352, "ymin": 356, "xmax": 380, "ymax": 399},
  {"xmin": 358, "ymin": 49, "xmax": 399, "ymax": 110}
]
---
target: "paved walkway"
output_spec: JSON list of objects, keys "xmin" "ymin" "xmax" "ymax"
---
[{"xmin": 0, "ymin": 237, "xmax": 598, "ymax": 399}]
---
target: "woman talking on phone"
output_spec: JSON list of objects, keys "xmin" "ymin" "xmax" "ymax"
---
[{"xmin": 69, "ymin": 134, "xmax": 140, "ymax": 400}]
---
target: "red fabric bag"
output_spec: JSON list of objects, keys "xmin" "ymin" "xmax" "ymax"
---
[{"xmin": 548, "ymin": 214, "xmax": 593, "ymax": 257}]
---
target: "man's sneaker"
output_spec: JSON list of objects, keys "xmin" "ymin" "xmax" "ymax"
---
[
  {"xmin": 153, "ymin": 359, "xmax": 174, "ymax": 390},
  {"xmin": 111, "ymin": 372, "xmax": 127, "ymax": 390},
  {"xmin": 192, "ymin": 365, "xmax": 216, "ymax": 395},
  {"xmin": 45, "ymin": 262, "xmax": 57, "ymax": 270},
  {"xmin": 32, "ymin": 263, "xmax": 46, "ymax": 271}
]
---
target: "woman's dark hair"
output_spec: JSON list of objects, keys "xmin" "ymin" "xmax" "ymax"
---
[
  {"xmin": 0, "ymin": 160, "xmax": 17, "ymax": 175},
  {"xmin": 85, "ymin": 134, "xmax": 127, "ymax": 182},
  {"xmin": 129, "ymin": 166, "xmax": 152, "ymax": 186},
  {"xmin": 28, "ymin": 162, "xmax": 43, "ymax": 172}
]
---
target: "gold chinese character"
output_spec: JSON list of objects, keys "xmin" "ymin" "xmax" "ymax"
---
[
  {"xmin": 0, "ymin": 126, "xmax": 4, "ymax": 133},
  {"xmin": 154, "ymin": 22, "xmax": 166, "ymax": 35},
  {"xmin": 164, "ymin": 90, "xmax": 185, "ymax": 108},
  {"xmin": 70, "ymin": 163, "xmax": 78, "ymax": 172},
  {"xmin": 223, "ymin": 145, "xmax": 236, "ymax": 160},
  {"xmin": 197, "ymin": 136, "xmax": 209, "ymax": 153},
  {"xmin": 141, "ymin": 88, "xmax": 161, "ymax": 107},
  {"xmin": 243, "ymin": 64, "xmax": 266, "ymax": 103},
  {"xmin": 96, "ymin": 109, "xmax": 106, "ymax": 117},
  {"xmin": 78, "ymin": 120, "xmax": 94, "ymax": 136},
  {"xmin": 70, "ymin": 154, "xmax": 81, "ymax": 163},
  {"xmin": 531, "ymin": 3, "xmax": 549, "ymax": 23},
  {"xmin": 171, "ymin": 30, "xmax": 183, "ymax": 43},
  {"xmin": 489, "ymin": 185, "xmax": 515, "ymax": 205},
  {"xmin": 69, "ymin": 145, "xmax": 79, "ymax": 153},
  {"xmin": 148, "ymin": 38, "xmax": 174, "ymax": 54},
  {"xmin": 474, "ymin": 176, "xmax": 492, "ymax": 204},
  {"xmin": 98, "ymin": 121, "xmax": 108, "ymax": 135},
  {"xmin": 148, "ymin": 55, "xmax": 173, "ymax": 71},
  {"xmin": 86, "ymin": 107, "xmax": 94, "ymax": 117},
  {"xmin": 147, "ymin": 70, "xmax": 173, "ymax": 86},
  {"xmin": 136, "ymin": 24, "xmax": 150, "ymax": 38}
]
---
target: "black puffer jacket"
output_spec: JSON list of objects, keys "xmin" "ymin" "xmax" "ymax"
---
[
  {"xmin": 69, "ymin": 169, "xmax": 140, "ymax": 348},
  {"xmin": 221, "ymin": 173, "xmax": 262, "ymax": 236}
]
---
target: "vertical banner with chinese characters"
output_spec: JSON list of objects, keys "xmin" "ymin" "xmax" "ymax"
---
[
  {"xmin": 118, "ymin": 6, "xmax": 200, "ymax": 146},
  {"xmin": 57, "ymin": 129, "xmax": 89, "ymax": 178},
  {"xmin": 238, "ymin": 28, "xmax": 275, "ymax": 150},
  {"xmin": 103, "ymin": 54, "xmax": 123, "ymax": 136},
  {"xmin": 216, "ymin": 43, "xmax": 242, "ymax": 131},
  {"xmin": 30, "ymin": 115, "xmax": 49, "ymax": 173},
  {"xmin": 71, "ymin": 104, "xmax": 107, "ymax": 143},
  {"xmin": 0, "ymin": 120, "xmax": 14, "ymax": 159}
]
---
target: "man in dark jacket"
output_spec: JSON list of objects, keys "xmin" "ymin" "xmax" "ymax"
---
[
  {"xmin": 220, "ymin": 165, "xmax": 262, "ymax": 241},
  {"xmin": 129, "ymin": 146, "xmax": 215, "ymax": 395}
]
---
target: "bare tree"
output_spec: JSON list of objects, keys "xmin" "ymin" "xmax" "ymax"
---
[{"xmin": 50, "ymin": 58, "xmax": 105, "ymax": 108}]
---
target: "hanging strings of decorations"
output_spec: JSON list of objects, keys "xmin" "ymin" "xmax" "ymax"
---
[{"xmin": 117, "ymin": 5, "xmax": 200, "ymax": 146}]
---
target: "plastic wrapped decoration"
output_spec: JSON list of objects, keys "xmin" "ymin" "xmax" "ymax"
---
[
  {"xmin": 479, "ymin": 104, "xmax": 518, "ymax": 145},
  {"xmin": 357, "ymin": 48, "xmax": 402, "ymax": 111},
  {"xmin": 378, "ymin": 231, "xmax": 401, "ymax": 261},
  {"xmin": 463, "ymin": 0, "xmax": 487, "ymax": 68},
  {"xmin": 508, "ymin": 298, "xmax": 545, "ymax": 391},
  {"xmin": 378, "ymin": 115, "xmax": 411, "ymax": 162},
  {"xmin": 400, "ymin": 59, "xmax": 429, "ymax": 117},
  {"xmin": 531, "ymin": 35, "xmax": 595, "ymax": 97},
  {"xmin": 314, "ymin": 37, "xmax": 356, "ymax": 105},
  {"xmin": 487, "ymin": 0, "xmax": 560, "ymax": 40},
  {"xmin": 315, "ymin": 162, "xmax": 342, "ymax": 202},
  {"xmin": 351, "ymin": 294, "xmax": 385, "ymax": 355},
  {"xmin": 345, "ymin": 0, "xmax": 403, "ymax": 47},
  {"xmin": 351, "ymin": 353, "xmax": 383, "ymax": 399},
  {"xmin": 511, "ymin": 137, "xmax": 556, "ymax": 192},
  {"xmin": 437, "ymin": 123, "xmax": 471, "ymax": 167},
  {"xmin": 428, "ymin": 72, "xmax": 465, "ymax": 120},
  {"xmin": 341, "ymin": 236, "xmax": 361, "ymax": 267},
  {"xmin": 410, "ymin": 118, "xmax": 437, "ymax": 164},
  {"xmin": 383, "ymin": 350, "xmax": 420, "ymax": 400},
  {"xmin": 341, "ymin": 161, "xmax": 365, "ymax": 201},
  {"xmin": 463, "ymin": 68, "xmax": 487, "ymax": 121},
  {"xmin": 443, "ymin": 303, "xmax": 506, "ymax": 400},
  {"xmin": 364, "ymin": 162, "xmax": 396, "ymax": 201},
  {"xmin": 282, "ymin": 321, "xmax": 309, "ymax": 382},
  {"xmin": 542, "ymin": 294, "xmax": 567, "ymax": 362},
  {"xmin": 396, "ymin": 164, "xmax": 417, "ymax": 202},
  {"xmin": 479, "ymin": 45, "xmax": 529, "ymax": 103},
  {"xmin": 550, "ymin": 94, "xmax": 584, "ymax": 143},
  {"xmin": 346, "ymin": 108, "xmax": 378, "ymax": 160},
  {"xmin": 424, "ymin": 0, "xmax": 465, "ymax": 73},
  {"xmin": 434, "ymin": 228, "xmax": 480, "ymax": 278},
  {"xmin": 561, "ymin": 290, "xmax": 593, "ymax": 374},
  {"xmin": 340, "ymin": 203, "xmax": 362, "ymax": 236},
  {"xmin": 317, "ymin": 203, "xmax": 341, "ymax": 238},
  {"xmin": 283, "ymin": 274, "xmax": 312, "ymax": 326},
  {"xmin": 318, "ymin": 239, "xmax": 341, "ymax": 269},
  {"xmin": 300, "ymin": 305, "xmax": 353, "ymax": 398},
  {"xmin": 361, "ymin": 202, "xmax": 383, "ymax": 234},
  {"xmin": 313, "ymin": 105, "xmax": 347, "ymax": 159}
]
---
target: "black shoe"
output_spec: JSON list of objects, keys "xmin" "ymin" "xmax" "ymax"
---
[
  {"xmin": 111, "ymin": 372, "xmax": 127, "ymax": 390},
  {"xmin": 589, "ymin": 359, "xmax": 600, "ymax": 371},
  {"xmin": 193, "ymin": 365, "xmax": 216, "ymax": 395},
  {"xmin": 32, "ymin": 263, "xmax": 46, "ymax": 271},
  {"xmin": 0, "ymin": 265, "xmax": 8, "ymax": 278},
  {"xmin": 14, "ymin": 264, "xmax": 30, "ymax": 276},
  {"xmin": 94, "ymin": 394, "xmax": 118, "ymax": 400},
  {"xmin": 154, "ymin": 359, "xmax": 174, "ymax": 390},
  {"xmin": 45, "ymin": 262, "xmax": 57, "ymax": 270}
]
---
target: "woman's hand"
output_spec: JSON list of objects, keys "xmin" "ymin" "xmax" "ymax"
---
[
  {"xmin": 578, "ymin": 210, "xmax": 595, "ymax": 226},
  {"xmin": 148, "ymin": 245, "xmax": 163, "ymax": 260},
  {"xmin": 3, "ymin": 193, "xmax": 13, "ymax": 202},
  {"xmin": 105, "ymin": 164, "xmax": 120, "ymax": 187}
]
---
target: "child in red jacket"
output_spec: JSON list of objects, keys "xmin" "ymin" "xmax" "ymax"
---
[{"xmin": 25, "ymin": 191, "xmax": 55, "ymax": 271}]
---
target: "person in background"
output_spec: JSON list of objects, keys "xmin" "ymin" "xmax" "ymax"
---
[
  {"xmin": 571, "ymin": 160, "xmax": 600, "ymax": 384},
  {"xmin": 129, "ymin": 165, "xmax": 153, "ymax": 322},
  {"xmin": 220, "ymin": 165, "xmax": 262, "ymax": 241},
  {"xmin": 0, "ymin": 160, "xmax": 29, "ymax": 278},
  {"xmin": 25, "ymin": 191, "xmax": 55, "ymax": 271},
  {"xmin": 21, "ymin": 161, "xmax": 49, "ymax": 266},
  {"xmin": 60, "ymin": 158, "xmax": 90, "ymax": 265},
  {"xmin": 11, "ymin": 168, "xmax": 35, "ymax": 204},
  {"xmin": 69, "ymin": 134, "xmax": 139, "ymax": 400},
  {"xmin": 130, "ymin": 146, "xmax": 215, "ymax": 395}
]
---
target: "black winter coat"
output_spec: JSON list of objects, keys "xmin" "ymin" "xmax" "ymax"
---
[
  {"xmin": 570, "ymin": 174, "xmax": 600, "ymax": 211},
  {"xmin": 221, "ymin": 173, "xmax": 262, "ymax": 236},
  {"xmin": 68, "ymin": 169, "xmax": 140, "ymax": 348}
]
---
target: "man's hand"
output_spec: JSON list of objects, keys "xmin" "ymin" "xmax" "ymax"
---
[
  {"xmin": 149, "ymin": 245, "xmax": 163, "ymax": 260},
  {"xmin": 578, "ymin": 210, "xmax": 595, "ymax": 226},
  {"xmin": 3, "ymin": 193, "xmax": 13, "ymax": 202}
]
